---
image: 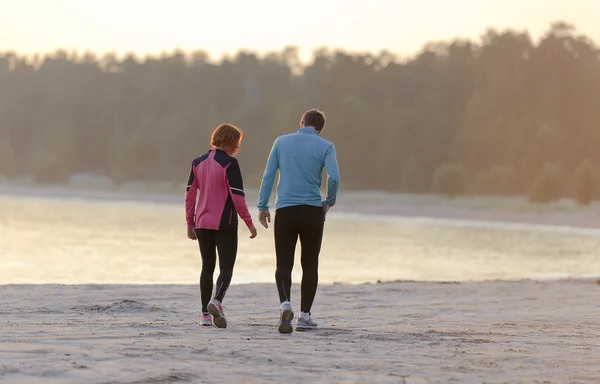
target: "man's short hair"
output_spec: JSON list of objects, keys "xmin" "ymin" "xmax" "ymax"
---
[{"xmin": 301, "ymin": 109, "xmax": 326, "ymax": 132}]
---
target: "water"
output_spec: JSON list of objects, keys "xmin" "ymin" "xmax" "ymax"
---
[{"xmin": 1, "ymin": 194, "xmax": 599, "ymax": 285}]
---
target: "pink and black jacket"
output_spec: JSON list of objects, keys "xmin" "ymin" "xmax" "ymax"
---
[{"xmin": 185, "ymin": 148, "xmax": 254, "ymax": 231}]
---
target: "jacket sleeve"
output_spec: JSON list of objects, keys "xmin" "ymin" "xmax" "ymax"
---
[
  {"xmin": 184, "ymin": 162, "xmax": 198, "ymax": 229},
  {"xmin": 257, "ymin": 138, "xmax": 279, "ymax": 211},
  {"xmin": 226, "ymin": 158, "xmax": 254, "ymax": 229},
  {"xmin": 324, "ymin": 143, "xmax": 340, "ymax": 207}
]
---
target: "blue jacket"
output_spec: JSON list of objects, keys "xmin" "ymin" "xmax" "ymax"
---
[{"xmin": 257, "ymin": 127, "xmax": 340, "ymax": 211}]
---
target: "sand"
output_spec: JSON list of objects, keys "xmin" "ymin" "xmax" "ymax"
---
[{"xmin": 2, "ymin": 279, "xmax": 600, "ymax": 384}]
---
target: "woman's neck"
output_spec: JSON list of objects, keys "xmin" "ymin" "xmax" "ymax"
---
[{"xmin": 216, "ymin": 146, "xmax": 233, "ymax": 156}]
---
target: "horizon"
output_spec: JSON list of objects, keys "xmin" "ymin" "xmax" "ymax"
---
[{"xmin": 2, "ymin": 0, "xmax": 600, "ymax": 62}]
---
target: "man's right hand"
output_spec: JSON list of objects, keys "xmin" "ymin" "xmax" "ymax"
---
[
  {"xmin": 322, "ymin": 202, "xmax": 331, "ymax": 221},
  {"xmin": 258, "ymin": 210, "xmax": 271, "ymax": 229}
]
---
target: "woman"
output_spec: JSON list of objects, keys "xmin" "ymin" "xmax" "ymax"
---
[{"xmin": 185, "ymin": 123, "xmax": 257, "ymax": 328}]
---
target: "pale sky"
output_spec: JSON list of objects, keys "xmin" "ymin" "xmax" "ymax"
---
[{"xmin": 1, "ymin": 0, "xmax": 599, "ymax": 62}]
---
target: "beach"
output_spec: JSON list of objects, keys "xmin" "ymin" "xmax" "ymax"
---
[
  {"xmin": 2, "ymin": 184, "xmax": 600, "ymax": 383},
  {"xmin": 1, "ymin": 279, "xmax": 600, "ymax": 383}
]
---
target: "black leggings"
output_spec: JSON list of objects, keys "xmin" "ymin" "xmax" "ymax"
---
[
  {"xmin": 274, "ymin": 205, "xmax": 325, "ymax": 313},
  {"xmin": 195, "ymin": 228, "xmax": 238, "ymax": 313}
]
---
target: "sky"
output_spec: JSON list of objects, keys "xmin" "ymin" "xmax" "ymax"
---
[{"xmin": 1, "ymin": 0, "xmax": 599, "ymax": 62}]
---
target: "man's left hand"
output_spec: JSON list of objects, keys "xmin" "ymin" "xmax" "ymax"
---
[{"xmin": 322, "ymin": 202, "xmax": 330, "ymax": 221}]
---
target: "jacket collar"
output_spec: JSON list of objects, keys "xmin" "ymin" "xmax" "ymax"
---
[{"xmin": 298, "ymin": 127, "xmax": 319, "ymax": 135}]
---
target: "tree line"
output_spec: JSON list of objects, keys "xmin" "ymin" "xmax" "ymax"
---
[{"xmin": 1, "ymin": 22, "xmax": 598, "ymax": 204}]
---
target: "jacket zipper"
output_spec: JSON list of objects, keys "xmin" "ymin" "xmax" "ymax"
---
[{"xmin": 229, "ymin": 209, "xmax": 233, "ymax": 224}]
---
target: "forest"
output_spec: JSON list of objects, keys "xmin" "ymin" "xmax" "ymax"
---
[{"xmin": 0, "ymin": 22, "xmax": 598, "ymax": 204}]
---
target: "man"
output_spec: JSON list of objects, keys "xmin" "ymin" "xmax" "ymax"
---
[{"xmin": 257, "ymin": 109, "xmax": 340, "ymax": 334}]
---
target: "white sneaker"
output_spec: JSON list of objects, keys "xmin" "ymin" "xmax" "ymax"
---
[
  {"xmin": 200, "ymin": 313, "xmax": 212, "ymax": 326},
  {"xmin": 278, "ymin": 301, "xmax": 294, "ymax": 334},
  {"xmin": 296, "ymin": 313, "xmax": 318, "ymax": 331},
  {"xmin": 207, "ymin": 299, "xmax": 227, "ymax": 328}
]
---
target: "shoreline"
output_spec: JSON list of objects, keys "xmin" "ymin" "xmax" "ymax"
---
[
  {"xmin": 2, "ymin": 275, "xmax": 599, "ymax": 288},
  {"xmin": 3, "ymin": 181, "xmax": 600, "ymax": 231}
]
